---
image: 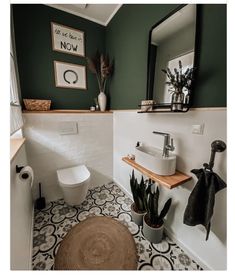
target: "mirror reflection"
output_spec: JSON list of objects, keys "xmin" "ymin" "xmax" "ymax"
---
[{"xmin": 147, "ymin": 4, "xmax": 197, "ymax": 107}]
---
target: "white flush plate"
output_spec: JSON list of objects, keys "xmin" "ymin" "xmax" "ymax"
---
[{"xmin": 59, "ymin": 121, "xmax": 78, "ymax": 135}]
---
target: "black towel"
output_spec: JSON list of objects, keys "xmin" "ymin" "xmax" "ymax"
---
[{"xmin": 183, "ymin": 168, "xmax": 226, "ymax": 240}]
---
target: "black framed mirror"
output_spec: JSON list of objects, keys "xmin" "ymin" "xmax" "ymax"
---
[{"xmin": 144, "ymin": 4, "xmax": 198, "ymax": 113}]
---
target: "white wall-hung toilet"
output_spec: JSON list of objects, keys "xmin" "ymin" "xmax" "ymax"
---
[{"xmin": 57, "ymin": 165, "xmax": 90, "ymax": 206}]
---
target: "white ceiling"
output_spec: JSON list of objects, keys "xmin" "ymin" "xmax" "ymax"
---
[
  {"xmin": 151, "ymin": 4, "xmax": 196, "ymax": 45},
  {"xmin": 46, "ymin": 4, "xmax": 122, "ymax": 26}
]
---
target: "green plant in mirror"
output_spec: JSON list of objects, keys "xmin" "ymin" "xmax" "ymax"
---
[{"xmin": 162, "ymin": 60, "xmax": 195, "ymax": 94}]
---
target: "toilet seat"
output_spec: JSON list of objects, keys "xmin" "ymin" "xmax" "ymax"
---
[{"xmin": 57, "ymin": 165, "xmax": 90, "ymax": 188}]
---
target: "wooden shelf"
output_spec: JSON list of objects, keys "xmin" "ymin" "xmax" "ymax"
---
[
  {"xmin": 122, "ymin": 157, "xmax": 191, "ymax": 189},
  {"xmin": 22, "ymin": 109, "xmax": 113, "ymax": 114},
  {"xmin": 10, "ymin": 138, "xmax": 26, "ymax": 162}
]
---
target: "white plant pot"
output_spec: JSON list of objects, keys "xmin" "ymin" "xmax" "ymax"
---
[
  {"xmin": 98, "ymin": 91, "xmax": 107, "ymax": 112},
  {"xmin": 130, "ymin": 203, "xmax": 146, "ymax": 226},
  {"xmin": 143, "ymin": 214, "xmax": 164, "ymax": 244}
]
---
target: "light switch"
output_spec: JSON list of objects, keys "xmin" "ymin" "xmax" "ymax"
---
[
  {"xmin": 59, "ymin": 121, "xmax": 78, "ymax": 135},
  {"xmin": 192, "ymin": 124, "xmax": 204, "ymax": 135}
]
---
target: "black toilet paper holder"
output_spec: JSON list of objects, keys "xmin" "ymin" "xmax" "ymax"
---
[
  {"xmin": 16, "ymin": 165, "xmax": 29, "ymax": 179},
  {"xmin": 16, "ymin": 165, "xmax": 24, "ymax": 173}
]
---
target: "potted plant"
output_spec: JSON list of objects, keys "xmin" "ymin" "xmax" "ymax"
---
[
  {"xmin": 129, "ymin": 170, "xmax": 147, "ymax": 226},
  {"xmin": 162, "ymin": 60, "xmax": 195, "ymax": 111},
  {"xmin": 87, "ymin": 51, "xmax": 114, "ymax": 111},
  {"xmin": 143, "ymin": 180, "xmax": 172, "ymax": 243}
]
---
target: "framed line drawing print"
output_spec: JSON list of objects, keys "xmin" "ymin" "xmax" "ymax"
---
[
  {"xmin": 54, "ymin": 61, "xmax": 87, "ymax": 90},
  {"xmin": 51, "ymin": 22, "xmax": 85, "ymax": 57}
]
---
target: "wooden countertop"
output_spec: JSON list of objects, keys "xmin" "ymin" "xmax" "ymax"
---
[
  {"xmin": 10, "ymin": 138, "xmax": 26, "ymax": 162},
  {"xmin": 22, "ymin": 109, "xmax": 113, "ymax": 114},
  {"xmin": 122, "ymin": 157, "xmax": 192, "ymax": 189}
]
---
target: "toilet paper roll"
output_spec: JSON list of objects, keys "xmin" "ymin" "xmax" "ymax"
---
[{"xmin": 18, "ymin": 166, "xmax": 34, "ymax": 188}]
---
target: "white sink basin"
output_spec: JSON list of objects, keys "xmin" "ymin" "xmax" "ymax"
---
[{"xmin": 135, "ymin": 145, "xmax": 176, "ymax": 176}]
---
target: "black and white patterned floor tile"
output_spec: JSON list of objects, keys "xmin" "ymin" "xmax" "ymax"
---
[{"xmin": 32, "ymin": 182, "xmax": 203, "ymax": 270}]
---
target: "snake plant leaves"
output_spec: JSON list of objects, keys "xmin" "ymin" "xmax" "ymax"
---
[
  {"xmin": 158, "ymin": 198, "xmax": 172, "ymax": 224},
  {"xmin": 153, "ymin": 186, "xmax": 159, "ymax": 219},
  {"xmin": 129, "ymin": 170, "xmax": 146, "ymax": 213},
  {"xmin": 145, "ymin": 182, "xmax": 172, "ymax": 226}
]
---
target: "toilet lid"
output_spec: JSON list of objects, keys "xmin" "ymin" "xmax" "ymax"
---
[{"xmin": 57, "ymin": 165, "xmax": 90, "ymax": 187}]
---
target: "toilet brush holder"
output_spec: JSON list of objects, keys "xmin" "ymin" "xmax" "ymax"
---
[{"xmin": 35, "ymin": 182, "xmax": 46, "ymax": 210}]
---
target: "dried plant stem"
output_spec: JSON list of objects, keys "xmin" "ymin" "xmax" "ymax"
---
[
  {"xmin": 96, "ymin": 75, "xmax": 101, "ymax": 91},
  {"xmin": 87, "ymin": 51, "xmax": 114, "ymax": 92},
  {"xmin": 103, "ymin": 79, "xmax": 107, "ymax": 92}
]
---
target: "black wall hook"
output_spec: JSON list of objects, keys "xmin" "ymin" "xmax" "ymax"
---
[
  {"xmin": 16, "ymin": 165, "xmax": 24, "ymax": 173},
  {"xmin": 203, "ymin": 140, "xmax": 226, "ymax": 171}
]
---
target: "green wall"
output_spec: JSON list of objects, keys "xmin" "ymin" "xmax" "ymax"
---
[
  {"xmin": 12, "ymin": 4, "xmax": 105, "ymax": 109},
  {"xmin": 13, "ymin": 4, "xmax": 226, "ymax": 110},
  {"xmin": 106, "ymin": 4, "xmax": 178, "ymax": 109},
  {"xmin": 193, "ymin": 5, "xmax": 226, "ymax": 107},
  {"xmin": 106, "ymin": 4, "xmax": 226, "ymax": 108}
]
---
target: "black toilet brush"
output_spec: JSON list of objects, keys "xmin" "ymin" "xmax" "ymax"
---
[{"xmin": 35, "ymin": 182, "xmax": 46, "ymax": 210}]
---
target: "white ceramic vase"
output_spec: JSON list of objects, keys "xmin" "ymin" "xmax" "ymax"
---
[{"xmin": 98, "ymin": 91, "xmax": 107, "ymax": 112}]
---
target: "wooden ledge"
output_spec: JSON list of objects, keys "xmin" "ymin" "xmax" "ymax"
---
[
  {"xmin": 22, "ymin": 110, "xmax": 113, "ymax": 114},
  {"xmin": 10, "ymin": 138, "xmax": 26, "ymax": 162},
  {"xmin": 122, "ymin": 157, "xmax": 191, "ymax": 189}
]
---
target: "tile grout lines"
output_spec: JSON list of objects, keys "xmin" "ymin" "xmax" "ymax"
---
[{"xmin": 32, "ymin": 182, "xmax": 203, "ymax": 270}]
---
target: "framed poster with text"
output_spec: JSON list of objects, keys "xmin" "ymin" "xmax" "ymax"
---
[{"xmin": 51, "ymin": 22, "xmax": 85, "ymax": 57}]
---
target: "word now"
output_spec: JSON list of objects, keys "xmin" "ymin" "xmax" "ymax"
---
[{"xmin": 61, "ymin": 41, "xmax": 78, "ymax": 52}]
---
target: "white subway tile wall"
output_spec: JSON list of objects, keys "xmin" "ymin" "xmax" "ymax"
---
[{"xmin": 23, "ymin": 114, "xmax": 113, "ymax": 202}]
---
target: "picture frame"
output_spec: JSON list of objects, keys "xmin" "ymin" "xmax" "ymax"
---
[
  {"xmin": 54, "ymin": 61, "xmax": 87, "ymax": 90},
  {"xmin": 51, "ymin": 22, "xmax": 85, "ymax": 57}
]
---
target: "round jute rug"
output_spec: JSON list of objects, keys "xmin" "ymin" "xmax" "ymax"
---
[{"xmin": 54, "ymin": 216, "xmax": 138, "ymax": 270}]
